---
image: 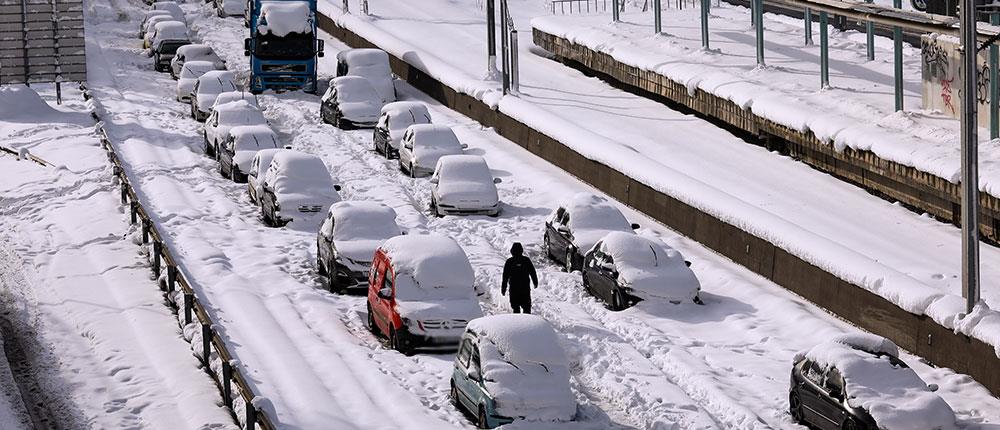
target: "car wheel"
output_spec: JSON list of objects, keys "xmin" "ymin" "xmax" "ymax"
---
[
  {"xmin": 431, "ymin": 197, "xmax": 444, "ymax": 218},
  {"xmin": 611, "ymin": 289, "xmax": 624, "ymax": 311},
  {"xmin": 565, "ymin": 248, "xmax": 575, "ymax": 272},
  {"xmin": 409, "ymin": 163, "xmax": 416, "ymax": 178},
  {"xmin": 450, "ymin": 380, "xmax": 460, "ymax": 407},
  {"xmin": 477, "ymin": 405, "xmax": 489, "ymax": 429},
  {"xmin": 328, "ymin": 271, "xmax": 343, "ymax": 294},
  {"xmin": 219, "ymin": 161, "xmax": 228, "ymax": 178},
  {"xmin": 910, "ymin": 0, "xmax": 927, "ymax": 11},
  {"xmin": 389, "ymin": 327, "xmax": 409, "ymax": 355},
  {"xmin": 789, "ymin": 391, "xmax": 804, "ymax": 424},
  {"xmin": 366, "ymin": 303, "xmax": 378, "ymax": 334},
  {"xmin": 842, "ymin": 418, "xmax": 860, "ymax": 430},
  {"xmin": 261, "ymin": 205, "xmax": 273, "ymax": 227},
  {"xmin": 317, "ymin": 252, "xmax": 326, "ymax": 276}
]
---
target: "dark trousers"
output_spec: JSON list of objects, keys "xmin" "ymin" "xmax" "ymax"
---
[{"xmin": 510, "ymin": 298, "xmax": 531, "ymax": 314}]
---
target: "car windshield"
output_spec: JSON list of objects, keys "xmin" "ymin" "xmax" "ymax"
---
[
  {"xmin": 220, "ymin": 108, "xmax": 266, "ymax": 126},
  {"xmin": 570, "ymin": 204, "xmax": 630, "ymax": 231},
  {"xmin": 160, "ymin": 41, "xmax": 187, "ymax": 55},
  {"xmin": 235, "ymin": 134, "xmax": 277, "ymax": 151},
  {"xmin": 440, "ymin": 159, "xmax": 491, "ymax": 183},
  {"xmin": 181, "ymin": 64, "xmax": 215, "ymax": 79},
  {"xmin": 338, "ymin": 83, "xmax": 377, "ymax": 103},
  {"xmin": 332, "ymin": 212, "xmax": 397, "ymax": 241},
  {"xmin": 393, "ymin": 274, "xmax": 473, "ymax": 302},
  {"xmin": 255, "ymin": 31, "xmax": 313, "ymax": 61},
  {"xmin": 201, "ymin": 78, "xmax": 237, "ymax": 94}
]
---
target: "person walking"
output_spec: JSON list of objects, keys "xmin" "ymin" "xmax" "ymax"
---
[{"xmin": 501, "ymin": 242, "xmax": 538, "ymax": 314}]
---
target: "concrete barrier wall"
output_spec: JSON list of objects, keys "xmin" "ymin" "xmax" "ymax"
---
[{"xmin": 316, "ymin": 14, "xmax": 1000, "ymax": 396}]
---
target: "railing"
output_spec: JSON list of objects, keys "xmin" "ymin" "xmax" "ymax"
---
[
  {"xmin": 550, "ymin": 0, "xmax": 609, "ymax": 14},
  {"xmin": 80, "ymin": 83, "xmax": 278, "ymax": 430}
]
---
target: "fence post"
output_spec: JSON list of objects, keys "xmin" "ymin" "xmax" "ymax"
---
[
  {"xmin": 612, "ymin": 0, "xmax": 620, "ymax": 22},
  {"xmin": 130, "ymin": 201, "xmax": 138, "ymax": 224},
  {"xmin": 820, "ymin": 11, "xmax": 829, "ymax": 88},
  {"xmin": 342, "ymin": 0, "xmax": 348, "ymax": 13},
  {"xmin": 120, "ymin": 182, "xmax": 128, "ymax": 205},
  {"xmin": 654, "ymin": 0, "xmax": 662, "ymax": 33},
  {"xmin": 700, "ymin": 0, "xmax": 709, "ymax": 49},
  {"xmin": 487, "ymin": 0, "xmax": 497, "ymax": 78},
  {"xmin": 152, "ymin": 241, "xmax": 161, "ymax": 279},
  {"xmin": 141, "ymin": 220, "xmax": 150, "ymax": 244},
  {"xmin": 222, "ymin": 360, "xmax": 233, "ymax": 408},
  {"xmin": 991, "ymin": 14, "xmax": 999, "ymax": 139},
  {"xmin": 803, "ymin": 8, "xmax": 812, "ymax": 45},
  {"xmin": 184, "ymin": 293, "xmax": 194, "ymax": 324},
  {"xmin": 361, "ymin": 0, "xmax": 368, "ymax": 15},
  {"xmin": 246, "ymin": 398, "xmax": 257, "ymax": 430},
  {"xmin": 166, "ymin": 265, "xmax": 176, "ymax": 293},
  {"xmin": 754, "ymin": 0, "xmax": 764, "ymax": 66},
  {"xmin": 510, "ymin": 30, "xmax": 519, "ymax": 93},
  {"xmin": 201, "ymin": 323, "xmax": 212, "ymax": 365},
  {"xmin": 892, "ymin": 0, "xmax": 903, "ymax": 111},
  {"xmin": 500, "ymin": 0, "xmax": 510, "ymax": 94}
]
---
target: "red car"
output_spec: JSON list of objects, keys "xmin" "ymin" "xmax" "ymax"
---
[{"xmin": 366, "ymin": 234, "xmax": 482, "ymax": 355}]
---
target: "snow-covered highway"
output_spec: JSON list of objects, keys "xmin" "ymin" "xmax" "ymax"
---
[{"xmin": 60, "ymin": 0, "xmax": 1000, "ymax": 428}]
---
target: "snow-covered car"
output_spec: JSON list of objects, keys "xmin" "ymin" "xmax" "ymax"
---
[
  {"xmin": 211, "ymin": 90, "xmax": 260, "ymax": 112},
  {"xmin": 148, "ymin": 22, "xmax": 190, "ymax": 73},
  {"xmin": 139, "ymin": 10, "xmax": 171, "ymax": 38},
  {"xmin": 169, "ymin": 44, "xmax": 224, "ymax": 79},
  {"xmin": 582, "ymin": 231, "xmax": 699, "ymax": 310},
  {"xmin": 373, "ymin": 101, "xmax": 432, "ymax": 158},
  {"xmin": 218, "ymin": 125, "xmax": 280, "ymax": 182},
  {"xmin": 367, "ymin": 234, "xmax": 481, "ymax": 354},
  {"xmin": 544, "ymin": 192, "xmax": 639, "ymax": 272},
  {"xmin": 429, "ymin": 155, "xmax": 501, "ymax": 217},
  {"xmin": 260, "ymin": 151, "xmax": 342, "ymax": 227},
  {"xmin": 317, "ymin": 201, "xmax": 402, "ymax": 293},
  {"xmin": 142, "ymin": 15, "xmax": 173, "ymax": 48},
  {"xmin": 451, "ymin": 314, "xmax": 576, "ymax": 428},
  {"xmin": 150, "ymin": 1, "xmax": 184, "ymax": 22},
  {"xmin": 175, "ymin": 61, "xmax": 219, "ymax": 102},
  {"xmin": 791, "ymin": 334, "xmax": 957, "ymax": 430},
  {"xmin": 320, "ymin": 76, "xmax": 383, "ymax": 129},
  {"xmin": 214, "ymin": 0, "xmax": 245, "ymax": 17},
  {"xmin": 335, "ymin": 48, "xmax": 396, "ymax": 103},
  {"xmin": 247, "ymin": 148, "xmax": 287, "ymax": 205},
  {"xmin": 190, "ymin": 70, "xmax": 238, "ymax": 121},
  {"xmin": 203, "ymin": 100, "xmax": 267, "ymax": 158},
  {"xmin": 398, "ymin": 124, "xmax": 465, "ymax": 178}
]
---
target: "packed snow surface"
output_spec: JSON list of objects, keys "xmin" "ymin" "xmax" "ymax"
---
[
  {"xmin": 468, "ymin": 314, "xmax": 576, "ymax": 421},
  {"xmin": 596, "ymin": 231, "xmax": 700, "ymax": 303},
  {"xmin": 258, "ymin": 1, "xmax": 312, "ymax": 36},
  {"xmin": 799, "ymin": 336, "xmax": 957, "ymax": 430}
]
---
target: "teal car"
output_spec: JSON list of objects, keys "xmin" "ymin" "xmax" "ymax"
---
[{"xmin": 450, "ymin": 314, "xmax": 576, "ymax": 429}]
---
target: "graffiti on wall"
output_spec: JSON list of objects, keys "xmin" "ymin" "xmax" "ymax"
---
[{"xmin": 921, "ymin": 35, "xmax": 993, "ymax": 124}]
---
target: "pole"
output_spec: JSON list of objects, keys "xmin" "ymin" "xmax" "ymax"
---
[
  {"xmin": 342, "ymin": 0, "xmax": 348, "ymax": 13},
  {"xmin": 893, "ymin": 0, "xmax": 903, "ymax": 111},
  {"xmin": 613, "ymin": 0, "xmax": 620, "ymax": 22},
  {"xmin": 654, "ymin": 0, "xmax": 662, "ymax": 34},
  {"xmin": 755, "ymin": 0, "xmax": 764, "ymax": 66},
  {"xmin": 487, "ymin": 0, "xmax": 497, "ymax": 78},
  {"xmin": 804, "ymin": 8, "xmax": 812, "ymax": 46},
  {"xmin": 500, "ymin": 0, "xmax": 509, "ymax": 94},
  {"xmin": 701, "ymin": 0, "xmax": 709, "ymax": 49},
  {"xmin": 960, "ymin": 0, "xmax": 981, "ymax": 313},
  {"xmin": 991, "ymin": 13, "xmax": 999, "ymax": 139},
  {"xmin": 510, "ymin": 29, "xmax": 519, "ymax": 93},
  {"xmin": 820, "ymin": 11, "xmax": 829, "ymax": 88},
  {"xmin": 864, "ymin": 0, "xmax": 874, "ymax": 60}
]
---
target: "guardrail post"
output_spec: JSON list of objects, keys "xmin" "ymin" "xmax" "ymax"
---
[
  {"xmin": 754, "ymin": 0, "xmax": 764, "ymax": 66},
  {"xmin": 612, "ymin": 0, "xmax": 620, "ymax": 22},
  {"xmin": 246, "ymin": 398, "xmax": 257, "ymax": 430},
  {"xmin": 342, "ymin": 0, "xmax": 348, "ymax": 13},
  {"xmin": 166, "ymin": 265, "xmax": 176, "ymax": 293},
  {"xmin": 201, "ymin": 323, "xmax": 212, "ymax": 365},
  {"xmin": 654, "ymin": 0, "xmax": 661, "ymax": 33},
  {"xmin": 487, "ymin": 0, "xmax": 498, "ymax": 78},
  {"xmin": 141, "ymin": 220, "xmax": 150, "ymax": 244},
  {"xmin": 804, "ymin": 8, "xmax": 812, "ymax": 45},
  {"xmin": 120, "ymin": 182, "xmax": 128, "ymax": 205},
  {"xmin": 820, "ymin": 11, "xmax": 829, "ymax": 88},
  {"xmin": 222, "ymin": 360, "xmax": 233, "ymax": 408},
  {"xmin": 500, "ymin": 0, "xmax": 510, "ymax": 94},
  {"xmin": 700, "ymin": 0, "xmax": 709, "ymax": 49},
  {"xmin": 991, "ymin": 14, "xmax": 999, "ymax": 139},
  {"xmin": 152, "ymin": 241, "xmax": 161, "ymax": 279},
  {"xmin": 130, "ymin": 201, "xmax": 138, "ymax": 224},
  {"xmin": 864, "ymin": 0, "xmax": 875, "ymax": 60},
  {"xmin": 510, "ymin": 30, "xmax": 519, "ymax": 93},
  {"xmin": 892, "ymin": 0, "xmax": 903, "ymax": 111},
  {"xmin": 361, "ymin": 0, "xmax": 368, "ymax": 15},
  {"xmin": 184, "ymin": 293, "xmax": 194, "ymax": 324}
]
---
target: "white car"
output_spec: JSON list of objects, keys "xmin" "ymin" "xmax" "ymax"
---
[
  {"xmin": 148, "ymin": 21, "xmax": 189, "ymax": 73},
  {"xmin": 260, "ymin": 151, "xmax": 342, "ymax": 227},
  {"xmin": 398, "ymin": 124, "xmax": 465, "ymax": 178},
  {"xmin": 175, "ymin": 61, "xmax": 219, "ymax": 102},
  {"xmin": 430, "ymin": 155, "xmax": 501, "ymax": 217},
  {"xmin": 582, "ymin": 231, "xmax": 700, "ymax": 309},
  {"xmin": 170, "ymin": 44, "xmax": 224, "ymax": 79},
  {"xmin": 247, "ymin": 148, "xmax": 287, "ymax": 205},
  {"xmin": 211, "ymin": 90, "xmax": 259, "ymax": 112},
  {"xmin": 139, "ymin": 10, "xmax": 171, "ymax": 38},
  {"xmin": 316, "ymin": 201, "xmax": 402, "ymax": 293},
  {"xmin": 218, "ymin": 125, "xmax": 280, "ymax": 182},
  {"xmin": 150, "ymin": 1, "xmax": 184, "ymax": 22},
  {"xmin": 203, "ymin": 100, "xmax": 267, "ymax": 158},
  {"xmin": 216, "ymin": 0, "xmax": 245, "ymax": 17},
  {"xmin": 792, "ymin": 334, "xmax": 957, "ymax": 430},
  {"xmin": 142, "ymin": 15, "xmax": 176, "ymax": 49},
  {"xmin": 544, "ymin": 192, "xmax": 640, "ymax": 272},
  {"xmin": 190, "ymin": 70, "xmax": 238, "ymax": 121},
  {"xmin": 373, "ymin": 101, "xmax": 431, "ymax": 158},
  {"xmin": 451, "ymin": 314, "xmax": 576, "ymax": 428},
  {"xmin": 335, "ymin": 48, "xmax": 396, "ymax": 103},
  {"xmin": 320, "ymin": 76, "xmax": 383, "ymax": 129}
]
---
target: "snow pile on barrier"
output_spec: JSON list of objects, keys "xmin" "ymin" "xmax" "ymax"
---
[{"xmin": 0, "ymin": 85, "xmax": 58, "ymax": 121}]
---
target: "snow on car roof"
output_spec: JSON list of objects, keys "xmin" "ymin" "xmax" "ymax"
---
[
  {"xmin": 560, "ymin": 192, "xmax": 631, "ymax": 231},
  {"xmin": 381, "ymin": 234, "xmax": 475, "ymax": 292},
  {"xmin": 266, "ymin": 151, "xmax": 336, "ymax": 193},
  {"xmin": 329, "ymin": 76, "xmax": 379, "ymax": 102},
  {"xmin": 214, "ymin": 99, "xmax": 257, "ymax": 113},
  {"xmin": 257, "ymin": 1, "xmax": 312, "ymax": 36},
  {"xmin": 213, "ymin": 91, "xmax": 258, "ymax": 108},
  {"xmin": 326, "ymin": 201, "xmax": 399, "ymax": 241},
  {"xmin": 176, "ymin": 44, "xmax": 213, "ymax": 56},
  {"xmin": 597, "ymin": 231, "xmax": 700, "ymax": 302},
  {"xmin": 468, "ymin": 314, "xmax": 566, "ymax": 365},
  {"xmin": 798, "ymin": 337, "xmax": 957, "ymax": 430},
  {"xmin": 408, "ymin": 124, "xmax": 459, "ymax": 146},
  {"xmin": 380, "ymin": 101, "xmax": 428, "ymax": 116},
  {"xmin": 337, "ymin": 49, "xmax": 390, "ymax": 68},
  {"xmin": 181, "ymin": 60, "xmax": 217, "ymax": 74},
  {"xmin": 229, "ymin": 125, "xmax": 278, "ymax": 149},
  {"xmin": 197, "ymin": 70, "xmax": 235, "ymax": 88},
  {"xmin": 152, "ymin": 21, "xmax": 188, "ymax": 39}
]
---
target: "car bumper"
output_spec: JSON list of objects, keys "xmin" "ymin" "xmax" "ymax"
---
[
  {"xmin": 437, "ymin": 204, "xmax": 500, "ymax": 217},
  {"xmin": 344, "ymin": 118, "xmax": 378, "ymax": 129},
  {"xmin": 333, "ymin": 265, "xmax": 369, "ymax": 292},
  {"xmin": 398, "ymin": 328, "xmax": 462, "ymax": 352}
]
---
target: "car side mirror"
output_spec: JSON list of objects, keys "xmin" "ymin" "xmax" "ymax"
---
[
  {"xmin": 685, "ymin": 260, "xmax": 692, "ymax": 267},
  {"xmin": 400, "ymin": 230, "xmax": 408, "ymax": 235},
  {"xmin": 600, "ymin": 261, "xmax": 615, "ymax": 272},
  {"xmin": 429, "ymin": 177, "xmax": 439, "ymax": 184},
  {"xmin": 630, "ymin": 223, "xmax": 640, "ymax": 230},
  {"xmin": 493, "ymin": 177, "xmax": 502, "ymax": 184},
  {"xmin": 466, "ymin": 366, "xmax": 481, "ymax": 382},
  {"xmin": 334, "ymin": 184, "xmax": 342, "ymax": 191},
  {"xmin": 829, "ymin": 388, "xmax": 843, "ymax": 400},
  {"xmin": 556, "ymin": 225, "xmax": 570, "ymax": 234},
  {"xmin": 460, "ymin": 143, "xmax": 469, "ymax": 150},
  {"xmin": 243, "ymin": 38, "xmax": 250, "ymax": 56},
  {"xmin": 927, "ymin": 384, "xmax": 939, "ymax": 392},
  {"xmin": 317, "ymin": 39, "xmax": 324, "ymax": 57},
  {"xmin": 404, "ymin": 142, "xmax": 413, "ymax": 150},
  {"xmin": 378, "ymin": 286, "xmax": 392, "ymax": 299}
]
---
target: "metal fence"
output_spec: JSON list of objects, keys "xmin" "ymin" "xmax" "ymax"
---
[
  {"xmin": 0, "ymin": 0, "xmax": 86, "ymax": 85},
  {"xmin": 550, "ymin": 0, "xmax": 609, "ymax": 14}
]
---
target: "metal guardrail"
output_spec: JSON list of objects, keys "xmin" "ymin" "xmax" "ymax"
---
[
  {"xmin": 0, "ymin": 145, "xmax": 51, "ymax": 166},
  {"xmin": 79, "ymin": 84, "xmax": 278, "ymax": 430},
  {"xmin": 550, "ymin": 0, "xmax": 609, "ymax": 14}
]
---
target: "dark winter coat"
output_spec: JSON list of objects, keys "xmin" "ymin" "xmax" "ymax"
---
[{"xmin": 502, "ymin": 243, "xmax": 537, "ymax": 300}]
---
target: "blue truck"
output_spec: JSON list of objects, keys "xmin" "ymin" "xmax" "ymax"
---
[{"xmin": 244, "ymin": 0, "xmax": 324, "ymax": 94}]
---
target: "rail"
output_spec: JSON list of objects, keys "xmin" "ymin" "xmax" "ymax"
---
[
  {"xmin": 550, "ymin": 0, "xmax": 609, "ymax": 14},
  {"xmin": 79, "ymin": 84, "xmax": 278, "ymax": 430}
]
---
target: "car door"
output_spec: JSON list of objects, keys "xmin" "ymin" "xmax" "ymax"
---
[
  {"xmin": 372, "ymin": 265, "xmax": 395, "ymax": 334},
  {"xmin": 374, "ymin": 113, "xmax": 390, "ymax": 150},
  {"xmin": 398, "ymin": 129, "xmax": 414, "ymax": 166},
  {"xmin": 546, "ymin": 207, "xmax": 571, "ymax": 261},
  {"xmin": 818, "ymin": 367, "xmax": 849, "ymax": 429},
  {"xmin": 798, "ymin": 361, "xmax": 837, "ymax": 429},
  {"xmin": 317, "ymin": 212, "xmax": 335, "ymax": 270},
  {"xmin": 454, "ymin": 337, "xmax": 476, "ymax": 411},
  {"xmin": 221, "ymin": 135, "xmax": 234, "ymax": 172},
  {"xmin": 589, "ymin": 246, "xmax": 617, "ymax": 303},
  {"xmin": 466, "ymin": 346, "xmax": 489, "ymax": 412}
]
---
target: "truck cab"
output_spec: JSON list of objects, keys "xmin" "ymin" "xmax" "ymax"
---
[{"xmin": 244, "ymin": 0, "xmax": 324, "ymax": 94}]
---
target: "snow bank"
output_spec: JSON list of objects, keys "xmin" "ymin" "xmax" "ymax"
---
[
  {"xmin": 799, "ymin": 338, "xmax": 957, "ymax": 430},
  {"xmin": 0, "ymin": 85, "xmax": 59, "ymax": 121},
  {"xmin": 258, "ymin": 1, "xmax": 312, "ymax": 36},
  {"xmin": 598, "ymin": 231, "xmax": 700, "ymax": 303}
]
